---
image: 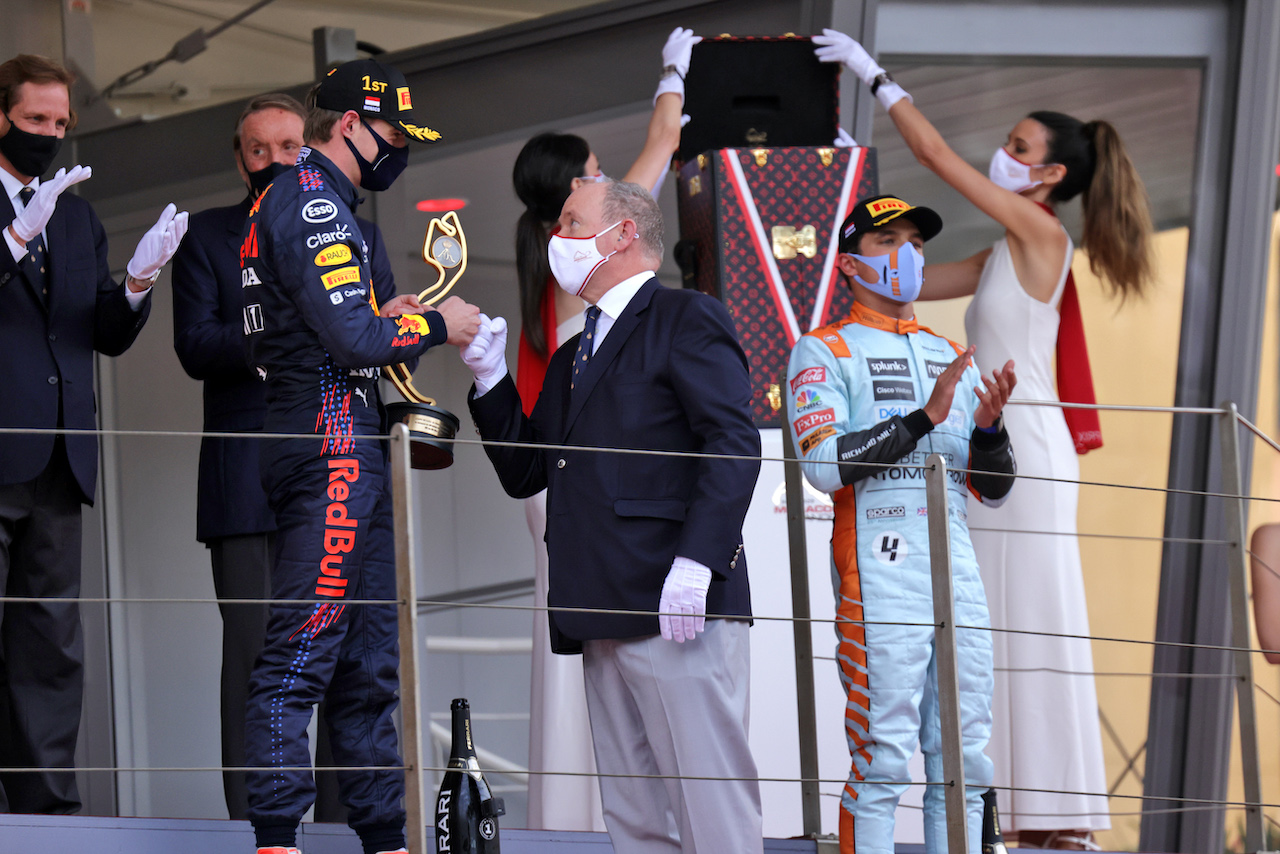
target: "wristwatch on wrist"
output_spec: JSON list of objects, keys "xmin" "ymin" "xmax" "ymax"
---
[
  {"xmin": 870, "ymin": 71, "xmax": 895, "ymax": 95},
  {"xmin": 660, "ymin": 64, "xmax": 681, "ymax": 80},
  {"xmin": 977, "ymin": 414, "xmax": 1004, "ymax": 435}
]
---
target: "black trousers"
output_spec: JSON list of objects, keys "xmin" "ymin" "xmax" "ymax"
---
[
  {"xmin": 0, "ymin": 445, "xmax": 84, "ymax": 814},
  {"xmin": 210, "ymin": 533, "xmax": 347, "ymax": 823}
]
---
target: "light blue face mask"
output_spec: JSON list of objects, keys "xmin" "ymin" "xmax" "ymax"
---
[{"xmin": 850, "ymin": 243, "xmax": 925, "ymax": 303}]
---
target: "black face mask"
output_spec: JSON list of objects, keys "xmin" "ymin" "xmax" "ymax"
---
[
  {"xmin": 0, "ymin": 116, "xmax": 62, "ymax": 178},
  {"xmin": 343, "ymin": 119, "xmax": 408, "ymax": 192},
  {"xmin": 245, "ymin": 160, "xmax": 291, "ymax": 199}
]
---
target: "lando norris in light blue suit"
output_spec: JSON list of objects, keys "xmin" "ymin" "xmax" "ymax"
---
[{"xmin": 784, "ymin": 195, "xmax": 1017, "ymax": 854}]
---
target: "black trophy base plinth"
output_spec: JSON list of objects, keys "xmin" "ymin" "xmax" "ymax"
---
[{"xmin": 385, "ymin": 401, "xmax": 461, "ymax": 470}]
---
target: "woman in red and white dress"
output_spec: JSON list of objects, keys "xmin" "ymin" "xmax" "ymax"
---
[
  {"xmin": 814, "ymin": 30, "xmax": 1154, "ymax": 850},
  {"xmin": 510, "ymin": 26, "xmax": 698, "ymax": 833}
]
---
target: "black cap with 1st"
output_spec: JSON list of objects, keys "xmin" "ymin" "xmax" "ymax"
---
[{"xmin": 314, "ymin": 59, "xmax": 441, "ymax": 144}]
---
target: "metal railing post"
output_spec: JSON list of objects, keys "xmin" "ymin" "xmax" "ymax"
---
[
  {"xmin": 781, "ymin": 425, "xmax": 823, "ymax": 837},
  {"xmin": 1217, "ymin": 403, "xmax": 1265, "ymax": 853},
  {"xmin": 391, "ymin": 424, "xmax": 428, "ymax": 854},
  {"xmin": 924, "ymin": 453, "xmax": 968, "ymax": 854}
]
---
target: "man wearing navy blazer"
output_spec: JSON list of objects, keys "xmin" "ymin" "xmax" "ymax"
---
[
  {"xmin": 0, "ymin": 54, "xmax": 187, "ymax": 814},
  {"xmin": 172, "ymin": 92, "xmax": 402, "ymax": 822},
  {"xmin": 463, "ymin": 179, "xmax": 764, "ymax": 853}
]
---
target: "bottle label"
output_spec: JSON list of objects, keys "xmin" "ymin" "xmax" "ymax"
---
[{"xmin": 436, "ymin": 789, "xmax": 452, "ymax": 852}]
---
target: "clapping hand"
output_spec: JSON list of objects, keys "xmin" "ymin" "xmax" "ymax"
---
[
  {"xmin": 8, "ymin": 165, "xmax": 92, "ymax": 244},
  {"xmin": 126, "ymin": 203, "xmax": 189, "ymax": 286}
]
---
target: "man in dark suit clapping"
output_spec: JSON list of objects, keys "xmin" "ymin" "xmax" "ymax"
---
[
  {"xmin": 0, "ymin": 53, "xmax": 187, "ymax": 814},
  {"xmin": 462, "ymin": 179, "xmax": 764, "ymax": 854}
]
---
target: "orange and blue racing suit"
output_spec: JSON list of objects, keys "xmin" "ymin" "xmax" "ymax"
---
[
  {"xmin": 239, "ymin": 146, "xmax": 445, "ymax": 854},
  {"xmin": 785, "ymin": 302, "xmax": 1015, "ymax": 854}
]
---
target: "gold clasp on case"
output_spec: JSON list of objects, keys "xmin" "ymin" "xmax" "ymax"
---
[
  {"xmin": 687, "ymin": 175, "xmax": 702, "ymax": 196},
  {"xmin": 697, "ymin": 153, "xmax": 709, "ymax": 171},
  {"xmin": 818, "ymin": 147, "xmax": 835, "ymax": 167},
  {"xmin": 766, "ymin": 383, "xmax": 783, "ymax": 412},
  {"xmin": 772, "ymin": 224, "xmax": 817, "ymax": 260}
]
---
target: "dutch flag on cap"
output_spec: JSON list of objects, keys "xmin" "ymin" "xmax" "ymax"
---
[{"xmin": 364, "ymin": 96, "xmax": 381, "ymax": 111}]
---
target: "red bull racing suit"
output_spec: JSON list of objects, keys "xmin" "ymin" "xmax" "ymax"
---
[
  {"xmin": 785, "ymin": 302, "xmax": 1015, "ymax": 854},
  {"xmin": 240, "ymin": 146, "xmax": 444, "ymax": 853}
]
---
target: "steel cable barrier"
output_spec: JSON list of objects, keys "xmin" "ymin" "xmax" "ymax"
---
[{"xmin": 1, "ymin": 398, "xmax": 1278, "ymax": 854}]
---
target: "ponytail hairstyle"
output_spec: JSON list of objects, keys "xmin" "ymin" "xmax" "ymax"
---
[
  {"xmin": 513, "ymin": 132, "xmax": 591, "ymax": 357},
  {"xmin": 1028, "ymin": 110, "xmax": 1154, "ymax": 299}
]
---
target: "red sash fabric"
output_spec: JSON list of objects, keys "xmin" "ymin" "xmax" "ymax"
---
[
  {"xmin": 515, "ymin": 276, "xmax": 558, "ymax": 417},
  {"xmin": 1037, "ymin": 202, "xmax": 1102, "ymax": 454}
]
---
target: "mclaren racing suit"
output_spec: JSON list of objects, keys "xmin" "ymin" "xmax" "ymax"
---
[
  {"xmin": 239, "ymin": 146, "xmax": 444, "ymax": 849},
  {"xmin": 784, "ymin": 302, "xmax": 1015, "ymax": 854}
]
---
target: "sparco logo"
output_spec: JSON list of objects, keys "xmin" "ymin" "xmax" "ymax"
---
[
  {"xmin": 866, "ymin": 506, "xmax": 905, "ymax": 520},
  {"xmin": 866, "ymin": 357, "xmax": 910, "ymax": 377},
  {"xmin": 302, "ymin": 198, "xmax": 338, "ymax": 223}
]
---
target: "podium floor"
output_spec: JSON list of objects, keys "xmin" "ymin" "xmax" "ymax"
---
[{"xmin": 0, "ymin": 814, "xmax": 1136, "ymax": 852}]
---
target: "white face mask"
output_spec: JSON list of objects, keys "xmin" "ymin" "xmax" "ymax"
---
[
  {"xmin": 850, "ymin": 243, "xmax": 926, "ymax": 303},
  {"xmin": 548, "ymin": 220, "xmax": 623, "ymax": 297},
  {"xmin": 580, "ymin": 172, "xmax": 607, "ymax": 183},
  {"xmin": 988, "ymin": 146, "xmax": 1043, "ymax": 194}
]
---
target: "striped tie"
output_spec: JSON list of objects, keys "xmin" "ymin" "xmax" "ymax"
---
[{"xmin": 571, "ymin": 305, "xmax": 602, "ymax": 390}]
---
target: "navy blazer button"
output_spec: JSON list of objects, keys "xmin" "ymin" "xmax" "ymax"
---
[
  {"xmin": 47, "ymin": 376, "xmax": 58, "ymax": 385},
  {"xmin": 557, "ymin": 458, "xmax": 566, "ymax": 469},
  {"xmin": 48, "ymin": 333, "xmax": 56, "ymax": 342}
]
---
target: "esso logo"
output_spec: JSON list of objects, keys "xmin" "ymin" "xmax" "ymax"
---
[{"xmin": 302, "ymin": 199, "xmax": 338, "ymax": 224}]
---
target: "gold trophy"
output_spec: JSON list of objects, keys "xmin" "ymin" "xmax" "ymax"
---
[{"xmin": 383, "ymin": 210, "xmax": 468, "ymax": 470}]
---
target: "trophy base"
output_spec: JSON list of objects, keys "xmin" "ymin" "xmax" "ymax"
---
[{"xmin": 385, "ymin": 402, "xmax": 461, "ymax": 470}]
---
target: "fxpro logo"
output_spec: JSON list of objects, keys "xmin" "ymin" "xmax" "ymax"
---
[{"xmin": 302, "ymin": 199, "xmax": 338, "ymax": 224}]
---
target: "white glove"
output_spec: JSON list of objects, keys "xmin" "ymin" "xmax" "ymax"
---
[
  {"xmin": 653, "ymin": 27, "xmax": 702, "ymax": 107},
  {"xmin": 658, "ymin": 556, "xmax": 712, "ymax": 643},
  {"xmin": 662, "ymin": 26, "xmax": 701, "ymax": 78},
  {"xmin": 126, "ymin": 202, "xmax": 189, "ymax": 282},
  {"xmin": 813, "ymin": 28, "xmax": 911, "ymax": 111},
  {"xmin": 813, "ymin": 28, "xmax": 882, "ymax": 84},
  {"xmin": 461, "ymin": 313, "xmax": 509, "ymax": 394},
  {"xmin": 834, "ymin": 127, "xmax": 858, "ymax": 148},
  {"xmin": 9, "ymin": 165, "xmax": 92, "ymax": 244}
]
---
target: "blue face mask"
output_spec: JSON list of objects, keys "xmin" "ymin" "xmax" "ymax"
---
[{"xmin": 850, "ymin": 243, "xmax": 925, "ymax": 303}]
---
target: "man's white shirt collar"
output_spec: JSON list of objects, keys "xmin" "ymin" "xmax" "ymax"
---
[
  {"xmin": 586, "ymin": 270, "xmax": 655, "ymax": 356},
  {"xmin": 0, "ymin": 168, "xmax": 36, "ymax": 206}
]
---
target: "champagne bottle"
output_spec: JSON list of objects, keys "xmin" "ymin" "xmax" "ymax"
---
[
  {"xmin": 435, "ymin": 698, "xmax": 505, "ymax": 853},
  {"xmin": 982, "ymin": 787, "xmax": 1009, "ymax": 854}
]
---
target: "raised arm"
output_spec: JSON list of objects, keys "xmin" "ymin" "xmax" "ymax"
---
[
  {"xmin": 622, "ymin": 27, "xmax": 701, "ymax": 195},
  {"xmin": 920, "ymin": 248, "xmax": 992, "ymax": 301},
  {"xmin": 813, "ymin": 31, "xmax": 1065, "ymax": 255}
]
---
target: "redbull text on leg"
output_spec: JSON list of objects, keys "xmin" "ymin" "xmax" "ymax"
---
[{"xmin": 317, "ymin": 458, "xmax": 360, "ymax": 597}]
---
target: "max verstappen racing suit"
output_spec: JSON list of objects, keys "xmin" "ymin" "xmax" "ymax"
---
[
  {"xmin": 785, "ymin": 302, "xmax": 1015, "ymax": 854},
  {"xmin": 240, "ymin": 146, "xmax": 444, "ymax": 850}
]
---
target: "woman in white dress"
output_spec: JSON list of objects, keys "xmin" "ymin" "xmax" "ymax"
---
[
  {"xmin": 812, "ymin": 31, "xmax": 1154, "ymax": 850},
  {"xmin": 510, "ymin": 26, "xmax": 698, "ymax": 832}
]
